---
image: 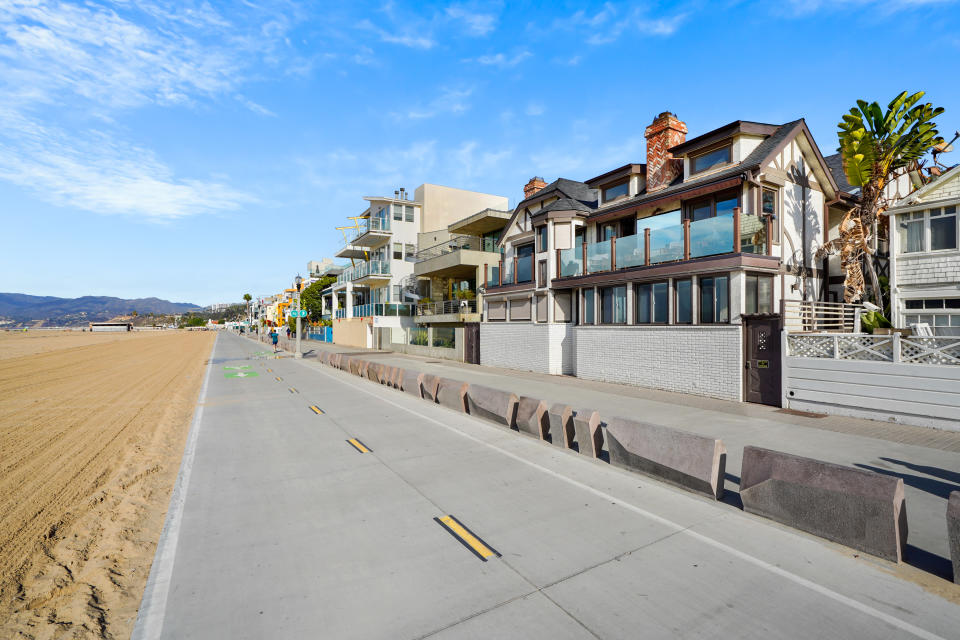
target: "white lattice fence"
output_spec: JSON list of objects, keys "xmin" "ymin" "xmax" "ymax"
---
[
  {"xmin": 788, "ymin": 333, "xmax": 960, "ymax": 366},
  {"xmin": 900, "ymin": 337, "xmax": 960, "ymax": 365}
]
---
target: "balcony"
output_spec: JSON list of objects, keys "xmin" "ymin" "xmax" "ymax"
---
[
  {"xmin": 414, "ymin": 298, "xmax": 480, "ymax": 324},
  {"xmin": 414, "ymin": 235, "xmax": 501, "ymax": 279},
  {"xmin": 485, "ymin": 253, "xmax": 534, "ymax": 288},
  {"xmin": 351, "ymin": 216, "xmax": 392, "ymax": 247},
  {"xmin": 555, "ymin": 208, "xmax": 772, "ymax": 282},
  {"xmin": 351, "ymin": 303, "xmax": 414, "ymax": 318}
]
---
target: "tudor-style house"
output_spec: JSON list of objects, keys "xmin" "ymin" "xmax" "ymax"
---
[{"xmin": 481, "ymin": 111, "xmax": 841, "ymax": 405}]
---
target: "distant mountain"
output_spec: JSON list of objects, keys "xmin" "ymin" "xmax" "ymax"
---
[{"xmin": 0, "ymin": 293, "xmax": 203, "ymax": 327}]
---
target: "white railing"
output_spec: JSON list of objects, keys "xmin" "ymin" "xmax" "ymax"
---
[
  {"xmin": 783, "ymin": 300, "xmax": 863, "ymax": 333},
  {"xmin": 787, "ymin": 333, "xmax": 960, "ymax": 365}
]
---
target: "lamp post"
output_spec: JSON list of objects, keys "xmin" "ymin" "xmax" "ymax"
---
[{"xmin": 294, "ymin": 275, "xmax": 303, "ymax": 359}]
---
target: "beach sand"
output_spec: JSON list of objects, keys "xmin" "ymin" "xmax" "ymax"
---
[{"xmin": 0, "ymin": 330, "xmax": 215, "ymax": 639}]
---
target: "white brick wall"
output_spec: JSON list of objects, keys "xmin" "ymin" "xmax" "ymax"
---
[
  {"xmin": 573, "ymin": 325, "xmax": 742, "ymax": 401},
  {"xmin": 480, "ymin": 323, "xmax": 574, "ymax": 375}
]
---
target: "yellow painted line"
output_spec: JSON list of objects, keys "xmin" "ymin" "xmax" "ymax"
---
[
  {"xmin": 266, "ymin": 368, "xmax": 273, "ymax": 372},
  {"xmin": 346, "ymin": 438, "xmax": 371, "ymax": 453},
  {"xmin": 310, "ymin": 405, "xmax": 324, "ymax": 415},
  {"xmin": 275, "ymin": 376, "xmax": 282, "ymax": 382},
  {"xmin": 435, "ymin": 515, "xmax": 499, "ymax": 561},
  {"xmin": 289, "ymin": 387, "xmax": 298, "ymax": 394}
]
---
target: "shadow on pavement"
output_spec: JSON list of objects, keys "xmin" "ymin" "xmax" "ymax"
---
[
  {"xmin": 854, "ymin": 464, "xmax": 960, "ymax": 500},
  {"xmin": 880, "ymin": 457, "xmax": 960, "ymax": 486}
]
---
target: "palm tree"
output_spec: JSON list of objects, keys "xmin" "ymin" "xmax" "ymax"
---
[
  {"xmin": 831, "ymin": 91, "xmax": 944, "ymax": 307},
  {"xmin": 243, "ymin": 293, "xmax": 252, "ymax": 325}
]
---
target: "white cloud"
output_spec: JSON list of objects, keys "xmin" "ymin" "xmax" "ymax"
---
[
  {"xmin": 445, "ymin": 5, "xmax": 498, "ymax": 36},
  {"xmin": 783, "ymin": 0, "xmax": 954, "ymax": 14},
  {"xmin": 555, "ymin": 3, "xmax": 687, "ymax": 45},
  {"xmin": 356, "ymin": 18, "xmax": 435, "ymax": 49},
  {"xmin": 235, "ymin": 95, "xmax": 276, "ymax": 117},
  {"xmin": 525, "ymin": 102, "xmax": 545, "ymax": 116},
  {"xmin": 469, "ymin": 50, "xmax": 531, "ymax": 67},
  {"xmin": 395, "ymin": 85, "xmax": 474, "ymax": 120}
]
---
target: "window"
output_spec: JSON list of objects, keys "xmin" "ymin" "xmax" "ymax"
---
[
  {"xmin": 516, "ymin": 243, "xmax": 534, "ymax": 283},
  {"xmin": 762, "ymin": 188, "xmax": 779, "ymax": 243},
  {"xmin": 393, "ymin": 204, "xmax": 403, "ymax": 221},
  {"xmin": 582, "ymin": 288, "xmax": 595, "ymax": 325},
  {"xmin": 600, "ymin": 286, "xmax": 627, "ymax": 324},
  {"xmin": 691, "ymin": 145, "xmax": 731, "ymax": 174},
  {"xmin": 537, "ymin": 225, "xmax": 548, "ymax": 252},
  {"xmin": 537, "ymin": 260, "xmax": 547, "ymax": 288},
  {"xmin": 687, "ymin": 190, "xmax": 739, "ymax": 222},
  {"xmin": 903, "ymin": 298, "xmax": 960, "ymax": 336},
  {"xmin": 699, "ymin": 275, "xmax": 729, "ymax": 323},
  {"xmin": 393, "ymin": 285, "xmax": 401, "ymax": 301},
  {"xmin": 601, "ymin": 223, "xmax": 618, "ymax": 241},
  {"xmin": 745, "ymin": 274, "xmax": 773, "ymax": 315},
  {"xmin": 393, "ymin": 243, "xmax": 402, "ymax": 260},
  {"xmin": 639, "ymin": 209, "xmax": 681, "ymax": 233},
  {"xmin": 575, "ymin": 227, "xmax": 585, "ymax": 247},
  {"xmin": 899, "ymin": 206, "xmax": 957, "ymax": 253},
  {"xmin": 636, "ymin": 282, "xmax": 668, "ymax": 323},
  {"xmin": 603, "ymin": 181, "xmax": 629, "ymax": 202},
  {"xmin": 675, "ymin": 279, "xmax": 692, "ymax": 323},
  {"xmin": 405, "ymin": 205, "xmax": 414, "ymax": 222},
  {"xmin": 405, "ymin": 243, "xmax": 415, "ymax": 260}
]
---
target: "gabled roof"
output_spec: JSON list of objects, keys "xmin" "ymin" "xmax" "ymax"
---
[
  {"xmin": 585, "ymin": 163, "xmax": 645, "ymax": 187},
  {"xmin": 515, "ymin": 177, "xmax": 597, "ymax": 209},
  {"xmin": 889, "ymin": 163, "xmax": 960, "ymax": 209},
  {"xmin": 669, "ymin": 120, "xmax": 781, "ymax": 156},
  {"xmin": 538, "ymin": 197, "xmax": 594, "ymax": 214},
  {"xmin": 824, "ymin": 153, "xmax": 860, "ymax": 196}
]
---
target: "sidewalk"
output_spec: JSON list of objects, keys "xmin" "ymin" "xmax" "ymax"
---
[{"xmin": 279, "ymin": 334, "xmax": 960, "ymax": 582}]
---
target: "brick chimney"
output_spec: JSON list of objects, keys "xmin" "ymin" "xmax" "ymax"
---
[
  {"xmin": 644, "ymin": 112, "xmax": 687, "ymax": 193},
  {"xmin": 523, "ymin": 176, "xmax": 548, "ymax": 199}
]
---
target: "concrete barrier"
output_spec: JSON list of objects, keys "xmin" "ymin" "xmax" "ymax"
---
[
  {"xmin": 366, "ymin": 363, "xmax": 382, "ymax": 384},
  {"xmin": 401, "ymin": 370, "xmax": 423, "ymax": 398},
  {"xmin": 949, "ymin": 492, "xmax": 960, "ymax": 584},
  {"xmin": 516, "ymin": 397, "xmax": 549, "ymax": 440},
  {"xmin": 572, "ymin": 409, "xmax": 603, "ymax": 458},
  {"xmin": 420, "ymin": 374, "xmax": 441, "ymax": 402},
  {"xmin": 548, "ymin": 404, "xmax": 574, "ymax": 448},
  {"xmin": 465, "ymin": 384, "xmax": 518, "ymax": 427},
  {"xmin": 605, "ymin": 417, "xmax": 726, "ymax": 500},
  {"xmin": 740, "ymin": 446, "xmax": 907, "ymax": 562},
  {"xmin": 436, "ymin": 378, "xmax": 469, "ymax": 412},
  {"xmin": 341, "ymin": 356, "xmax": 353, "ymax": 372}
]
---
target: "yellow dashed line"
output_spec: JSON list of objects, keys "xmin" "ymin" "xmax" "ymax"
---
[
  {"xmin": 275, "ymin": 376, "xmax": 282, "ymax": 382},
  {"xmin": 346, "ymin": 438, "xmax": 371, "ymax": 453},
  {"xmin": 289, "ymin": 387, "xmax": 298, "ymax": 394},
  {"xmin": 310, "ymin": 405, "xmax": 324, "ymax": 415},
  {"xmin": 435, "ymin": 515, "xmax": 499, "ymax": 561}
]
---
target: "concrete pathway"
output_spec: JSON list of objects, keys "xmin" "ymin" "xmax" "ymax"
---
[
  {"xmin": 277, "ymin": 332, "xmax": 960, "ymax": 580},
  {"xmin": 134, "ymin": 332, "xmax": 960, "ymax": 639}
]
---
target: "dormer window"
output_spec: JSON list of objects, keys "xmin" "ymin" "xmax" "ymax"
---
[
  {"xmin": 691, "ymin": 145, "xmax": 732, "ymax": 175},
  {"xmin": 602, "ymin": 180, "xmax": 629, "ymax": 203}
]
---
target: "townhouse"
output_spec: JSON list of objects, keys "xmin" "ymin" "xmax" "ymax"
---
[
  {"xmin": 481, "ymin": 111, "xmax": 842, "ymax": 404},
  {"xmin": 328, "ymin": 184, "xmax": 507, "ymax": 348}
]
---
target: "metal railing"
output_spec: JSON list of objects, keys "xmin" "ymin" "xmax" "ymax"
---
[
  {"xmin": 414, "ymin": 235, "xmax": 496, "ymax": 262},
  {"xmin": 350, "ymin": 302, "xmax": 414, "ymax": 317},
  {"xmin": 783, "ymin": 300, "xmax": 863, "ymax": 333},
  {"xmin": 416, "ymin": 299, "xmax": 478, "ymax": 316},
  {"xmin": 787, "ymin": 333, "xmax": 960, "ymax": 365},
  {"xmin": 487, "ymin": 254, "xmax": 533, "ymax": 286}
]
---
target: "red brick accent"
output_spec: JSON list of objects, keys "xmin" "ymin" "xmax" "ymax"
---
[
  {"xmin": 523, "ymin": 176, "xmax": 548, "ymax": 199},
  {"xmin": 644, "ymin": 112, "xmax": 687, "ymax": 193}
]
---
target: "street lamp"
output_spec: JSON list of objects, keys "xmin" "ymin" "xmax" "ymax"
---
[{"xmin": 294, "ymin": 274, "xmax": 303, "ymax": 359}]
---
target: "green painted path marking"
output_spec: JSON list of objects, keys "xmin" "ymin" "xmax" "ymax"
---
[
  {"xmin": 225, "ymin": 371, "xmax": 259, "ymax": 378},
  {"xmin": 223, "ymin": 365, "xmax": 251, "ymax": 370}
]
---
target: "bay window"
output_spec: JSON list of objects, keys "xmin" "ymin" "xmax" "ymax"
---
[{"xmin": 899, "ymin": 206, "xmax": 957, "ymax": 253}]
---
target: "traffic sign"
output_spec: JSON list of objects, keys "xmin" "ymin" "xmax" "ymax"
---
[{"xmin": 298, "ymin": 310, "xmax": 308, "ymax": 317}]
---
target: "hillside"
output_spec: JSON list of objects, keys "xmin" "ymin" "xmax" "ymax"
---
[{"xmin": 0, "ymin": 293, "xmax": 203, "ymax": 327}]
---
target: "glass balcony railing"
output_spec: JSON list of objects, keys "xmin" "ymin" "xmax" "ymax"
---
[
  {"xmin": 649, "ymin": 226, "xmax": 684, "ymax": 264},
  {"xmin": 690, "ymin": 213, "xmax": 734, "ymax": 258},
  {"xmin": 587, "ymin": 239, "xmax": 611, "ymax": 273},
  {"xmin": 487, "ymin": 265, "xmax": 500, "ymax": 287},
  {"xmin": 354, "ymin": 260, "xmax": 391, "ymax": 279},
  {"xmin": 350, "ymin": 302, "xmax": 414, "ymax": 318},
  {"xmin": 502, "ymin": 260, "xmax": 514, "ymax": 285},
  {"xmin": 614, "ymin": 233, "xmax": 645, "ymax": 268},
  {"xmin": 517, "ymin": 254, "xmax": 533, "ymax": 283},
  {"xmin": 559, "ymin": 247, "xmax": 582, "ymax": 277}
]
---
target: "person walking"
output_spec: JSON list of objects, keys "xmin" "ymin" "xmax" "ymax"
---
[{"xmin": 270, "ymin": 328, "xmax": 279, "ymax": 352}]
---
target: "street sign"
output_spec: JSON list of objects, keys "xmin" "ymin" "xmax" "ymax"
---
[{"xmin": 297, "ymin": 310, "xmax": 308, "ymax": 317}]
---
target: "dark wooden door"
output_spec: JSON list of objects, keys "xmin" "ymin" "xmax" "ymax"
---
[
  {"xmin": 464, "ymin": 323, "xmax": 480, "ymax": 364},
  {"xmin": 744, "ymin": 315, "xmax": 782, "ymax": 406}
]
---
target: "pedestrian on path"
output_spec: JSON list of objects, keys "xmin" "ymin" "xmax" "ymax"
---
[{"xmin": 270, "ymin": 329, "xmax": 279, "ymax": 351}]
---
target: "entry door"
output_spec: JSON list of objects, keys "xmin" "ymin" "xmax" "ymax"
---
[
  {"xmin": 744, "ymin": 315, "xmax": 782, "ymax": 406},
  {"xmin": 464, "ymin": 323, "xmax": 480, "ymax": 364}
]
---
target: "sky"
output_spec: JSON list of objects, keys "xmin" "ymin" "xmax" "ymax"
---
[{"xmin": 0, "ymin": 0, "xmax": 958, "ymax": 306}]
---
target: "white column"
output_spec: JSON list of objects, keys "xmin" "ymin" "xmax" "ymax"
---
[{"xmin": 345, "ymin": 282, "xmax": 354, "ymax": 317}]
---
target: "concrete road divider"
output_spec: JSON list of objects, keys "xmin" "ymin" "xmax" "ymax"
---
[
  {"xmin": 401, "ymin": 370, "xmax": 423, "ymax": 398},
  {"xmin": 389, "ymin": 366, "xmax": 402, "ymax": 389},
  {"xmin": 366, "ymin": 363, "xmax": 382, "ymax": 384},
  {"xmin": 572, "ymin": 409, "xmax": 603, "ymax": 458},
  {"xmin": 465, "ymin": 384, "xmax": 518, "ymax": 428},
  {"xmin": 548, "ymin": 404, "xmax": 574, "ymax": 448},
  {"xmin": 605, "ymin": 417, "xmax": 726, "ymax": 500},
  {"xmin": 436, "ymin": 378, "xmax": 469, "ymax": 412},
  {"xmin": 421, "ymin": 375, "xmax": 441, "ymax": 402},
  {"xmin": 341, "ymin": 356, "xmax": 353, "ymax": 372},
  {"xmin": 949, "ymin": 492, "xmax": 960, "ymax": 584},
  {"xmin": 516, "ymin": 397, "xmax": 549, "ymax": 440},
  {"xmin": 740, "ymin": 446, "xmax": 907, "ymax": 562}
]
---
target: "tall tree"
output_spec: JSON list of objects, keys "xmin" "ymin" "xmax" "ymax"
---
[
  {"xmin": 243, "ymin": 293, "xmax": 252, "ymax": 324},
  {"xmin": 832, "ymin": 91, "xmax": 944, "ymax": 306},
  {"xmin": 300, "ymin": 276, "xmax": 337, "ymax": 321}
]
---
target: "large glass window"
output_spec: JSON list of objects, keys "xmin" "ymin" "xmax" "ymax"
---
[
  {"xmin": 537, "ymin": 225, "xmax": 548, "ymax": 252},
  {"xmin": 516, "ymin": 244, "xmax": 534, "ymax": 283},
  {"xmin": 745, "ymin": 274, "xmax": 773, "ymax": 314},
  {"xmin": 405, "ymin": 205, "xmax": 414, "ymax": 222},
  {"xmin": 762, "ymin": 188, "xmax": 779, "ymax": 243},
  {"xmin": 393, "ymin": 204, "xmax": 403, "ymax": 221},
  {"xmin": 691, "ymin": 146, "xmax": 731, "ymax": 174},
  {"xmin": 582, "ymin": 288, "xmax": 595, "ymax": 325},
  {"xmin": 405, "ymin": 243, "xmax": 415, "ymax": 260},
  {"xmin": 675, "ymin": 279, "xmax": 692, "ymax": 323},
  {"xmin": 603, "ymin": 181, "xmax": 629, "ymax": 202},
  {"xmin": 686, "ymin": 191, "xmax": 739, "ymax": 222},
  {"xmin": 600, "ymin": 286, "xmax": 627, "ymax": 324},
  {"xmin": 700, "ymin": 276, "xmax": 730, "ymax": 323},
  {"xmin": 899, "ymin": 207, "xmax": 957, "ymax": 253},
  {"xmin": 636, "ymin": 282, "xmax": 668, "ymax": 323}
]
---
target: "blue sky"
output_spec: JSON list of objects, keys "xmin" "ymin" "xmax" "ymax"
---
[{"xmin": 0, "ymin": 0, "xmax": 957, "ymax": 305}]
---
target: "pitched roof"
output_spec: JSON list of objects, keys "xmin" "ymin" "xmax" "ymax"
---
[
  {"xmin": 516, "ymin": 177, "xmax": 597, "ymax": 209},
  {"xmin": 824, "ymin": 153, "xmax": 860, "ymax": 196},
  {"xmin": 538, "ymin": 197, "xmax": 594, "ymax": 214}
]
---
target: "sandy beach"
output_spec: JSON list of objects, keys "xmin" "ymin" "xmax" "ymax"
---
[{"xmin": 0, "ymin": 330, "xmax": 214, "ymax": 639}]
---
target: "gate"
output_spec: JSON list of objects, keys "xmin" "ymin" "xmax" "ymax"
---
[
  {"xmin": 743, "ymin": 314, "xmax": 782, "ymax": 406},
  {"xmin": 464, "ymin": 323, "xmax": 480, "ymax": 364}
]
